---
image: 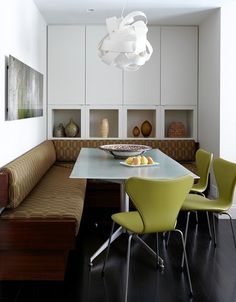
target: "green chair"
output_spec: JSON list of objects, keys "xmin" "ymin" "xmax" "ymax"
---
[
  {"xmin": 102, "ymin": 175, "xmax": 194, "ymax": 302},
  {"xmin": 191, "ymin": 148, "xmax": 213, "ymax": 194},
  {"xmin": 181, "ymin": 158, "xmax": 236, "ymax": 267},
  {"xmin": 190, "ymin": 149, "xmax": 213, "ymax": 237},
  {"xmin": 166, "ymin": 149, "xmax": 213, "ymax": 246}
]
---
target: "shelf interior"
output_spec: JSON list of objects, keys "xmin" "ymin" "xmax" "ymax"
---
[
  {"xmin": 164, "ymin": 109, "xmax": 193, "ymax": 138},
  {"xmin": 89, "ymin": 109, "xmax": 119, "ymax": 138},
  {"xmin": 53, "ymin": 109, "xmax": 81, "ymax": 138},
  {"xmin": 127, "ymin": 109, "xmax": 156, "ymax": 138}
]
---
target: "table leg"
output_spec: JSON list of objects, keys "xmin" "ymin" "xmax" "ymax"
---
[
  {"xmin": 89, "ymin": 226, "xmax": 123, "ymax": 266},
  {"xmin": 89, "ymin": 181, "xmax": 129, "ymax": 265},
  {"xmin": 120, "ymin": 182, "xmax": 129, "ymax": 212}
]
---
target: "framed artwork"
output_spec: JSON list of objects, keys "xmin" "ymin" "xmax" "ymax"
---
[{"xmin": 8, "ymin": 55, "xmax": 43, "ymax": 120}]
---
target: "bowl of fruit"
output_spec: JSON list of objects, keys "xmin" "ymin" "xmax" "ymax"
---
[
  {"xmin": 99, "ymin": 144, "xmax": 151, "ymax": 159},
  {"xmin": 120, "ymin": 155, "xmax": 159, "ymax": 167}
]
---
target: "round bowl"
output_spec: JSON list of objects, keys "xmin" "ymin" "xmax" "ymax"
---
[{"xmin": 99, "ymin": 144, "xmax": 152, "ymax": 159}]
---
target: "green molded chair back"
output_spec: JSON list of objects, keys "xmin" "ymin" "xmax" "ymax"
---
[
  {"xmin": 190, "ymin": 149, "xmax": 213, "ymax": 237},
  {"xmin": 125, "ymin": 175, "xmax": 194, "ymax": 233},
  {"xmin": 181, "ymin": 157, "xmax": 236, "ymax": 259},
  {"xmin": 192, "ymin": 149, "xmax": 213, "ymax": 193},
  {"xmin": 103, "ymin": 175, "xmax": 195, "ymax": 300},
  {"xmin": 214, "ymin": 158, "xmax": 236, "ymax": 208}
]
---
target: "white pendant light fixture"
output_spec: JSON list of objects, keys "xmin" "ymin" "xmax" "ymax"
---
[{"xmin": 98, "ymin": 10, "xmax": 153, "ymax": 71}]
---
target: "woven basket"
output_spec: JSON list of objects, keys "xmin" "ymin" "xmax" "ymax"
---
[{"xmin": 167, "ymin": 122, "xmax": 186, "ymax": 137}]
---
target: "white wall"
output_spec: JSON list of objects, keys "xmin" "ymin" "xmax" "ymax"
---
[
  {"xmin": 220, "ymin": 4, "xmax": 236, "ymax": 216},
  {"xmin": 199, "ymin": 6, "xmax": 236, "ymax": 217},
  {"xmin": 0, "ymin": 0, "xmax": 47, "ymax": 167},
  {"xmin": 198, "ymin": 9, "xmax": 221, "ymax": 197}
]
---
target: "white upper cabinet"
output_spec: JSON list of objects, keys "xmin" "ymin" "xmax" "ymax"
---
[
  {"xmin": 86, "ymin": 26, "xmax": 122, "ymax": 105},
  {"xmin": 48, "ymin": 25, "xmax": 85, "ymax": 105},
  {"xmin": 123, "ymin": 26, "xmax": 161, "ymax": 105},
  {"xmin": 161, "ymin": 26, "xmax": 198, "ymax": 106}
]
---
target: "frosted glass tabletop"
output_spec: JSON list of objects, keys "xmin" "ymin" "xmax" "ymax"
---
[{"xmin": 70, "ymin": 148, "xmax": 198, "ymax": 180}]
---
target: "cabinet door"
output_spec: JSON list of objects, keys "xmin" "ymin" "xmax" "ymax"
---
[
  {"xmin": 123, "ymin": 26, "xmax": 161, "ymax": 105},
  {"xmin": 48, "ymin": 26, "xmax": 85, "ymax": 105},
  {"xmin": 161, "ymin": 26, "xmax": 198, "ymax": 106},
  {"xmin": 86, "ymin": 26, "xmax": 122, "ymax": 105}
]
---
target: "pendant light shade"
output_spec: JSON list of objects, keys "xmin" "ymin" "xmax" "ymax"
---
[{"xmin": 98, "ymin": 11, "xmax": 153, "ymax": 71}]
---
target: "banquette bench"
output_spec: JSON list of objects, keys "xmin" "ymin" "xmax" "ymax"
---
[
  {"xmin": 0, "ymin": 140, "xmax": 86, "ymax": 280},
  {"xmin": 0, "ymin": 139, "xmax": 198, "ymax": 280}
]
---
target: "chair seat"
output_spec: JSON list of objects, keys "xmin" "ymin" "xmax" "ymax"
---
[
  {"xmin": 182, "ymin": 194, "xmax": 229, "ymax": 212},
  {"xmin": 112, "ymin": 211, "xmax": 144, "ymax": 234},
  {"xmin": 190, "ymin": 183, "xmax": 205, "ymax": 193}
]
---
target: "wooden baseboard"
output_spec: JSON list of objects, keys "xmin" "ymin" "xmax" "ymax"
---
[
  {"xmin": 0, "ymin": 250, "xmax": 68, "ymax": 280},
  {"xmin": 0, "ymin": 219, "xmax": 77, "ymax": 280}
]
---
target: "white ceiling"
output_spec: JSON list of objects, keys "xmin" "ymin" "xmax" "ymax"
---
[{"xmin": 32, "ymin": 0, "xmax": 229, "ymax": 25}]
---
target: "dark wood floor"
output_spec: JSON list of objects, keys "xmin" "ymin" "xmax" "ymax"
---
[{"xmin": 0, "ymin": 207, "xmax": 236, "ymax": 302}]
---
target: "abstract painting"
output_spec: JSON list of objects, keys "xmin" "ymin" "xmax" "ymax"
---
[{"xmin": 8, "ymin": 55, "xmax": 43, "ymax": 120}]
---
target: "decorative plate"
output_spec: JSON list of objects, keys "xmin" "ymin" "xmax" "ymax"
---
[
  {"xmin": 120, "ymin": 161, "xmax": 159, "ymax": 167},
  {"xmin": 99, "ymin": 144, "xmax": 152, "ymax": 159}
]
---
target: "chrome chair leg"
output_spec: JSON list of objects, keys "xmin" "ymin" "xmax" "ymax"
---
[
  {"xmin": 181, "ymin": 211, "xmax": 190, "ymax": 268},
  {"xmin": 102, "ymin": 221, "xmax": 115, "ymax": 275},
  {"xmin": 193, "ymin": 192, "xmax": 213, "ymax": 239},
  {"xmin": 221, "ymin": 212, "xmax": 236, "ymax": 249},
  {"xmin": 156, "ymin": 233, "xmax": 160, "ymax": 269},
  {"xmin": 194, "ymin": 211, "xmax": 198, "ymax": 224},
  {"xmin": 165, "ymin": 232, "xmax": 171, "ymax": 247},
  {"xmin": 206, "ymin": 211, "xmax": 212, "ymax": 239},
  {"xmin": 212, "ymin": 213, "xmax": 217, "ymax": 246},
  {"xmin": 174, "ymin": 229, "xmax": 193, "ymax": 296},
  {"xmin": 125, "ymin": 234, "xmax": 133, "ymax": 302},
  {"xmin": 198, "ymin": 193, "xmax": 212, "ymax": 239},
  {"xmin": 134, "ymin": 235, "xmax": 164, "ymax": 268}
]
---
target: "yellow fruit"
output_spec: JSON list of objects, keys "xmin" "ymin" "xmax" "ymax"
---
[
  {"xmin": 132, "ymin": 157, "xmax": 141, "ymax": 165},
  {"xmin": 125, "ymin": 157, "xmax": 133, "ymax": 165},
  {"xmin": 140, "ymin": 155, "xmax": 148, "ymax": 165},
  {"xmin": 147, "ymin": 156, "xmax": 154, "ymax": 164}
]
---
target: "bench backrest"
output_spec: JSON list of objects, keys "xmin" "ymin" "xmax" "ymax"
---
[
  {"xmin": 0, "ymin": 141, "xmax": 56, "ymax": 208},
  {"xmin": 53, "ymin": 139, "xmax": 198, "ymax": 163}
]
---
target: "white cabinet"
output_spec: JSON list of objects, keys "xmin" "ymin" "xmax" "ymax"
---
[
  {"xmin": 47, "ymin": 25, "xmax": 199, "ymax": 140},
  {"xmin": 161, "ymin": 26, "xmax": 198, "ymax": 106},
  {"xmin": 123, "ymin": 26, "xmax": 161, "ymax": 105},
  {"xmin": 86, "ymin": 26, "xmax": 122, "ymax": 105},
  {"xmin": 48, "ymin": 25, "xmax": 85, "ymax": 105}
]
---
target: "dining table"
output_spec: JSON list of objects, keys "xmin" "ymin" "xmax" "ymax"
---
[{"xmin": 70, "ymin": 147, "xmax": 199, "ymax": 266}]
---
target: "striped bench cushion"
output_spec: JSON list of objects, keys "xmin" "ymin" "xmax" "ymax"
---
[
  {"xmin": 1, "ymin": 165, "xmax": 86, "ymax": 235},
  {"xmin": 1, "ymin": 141, "xmax": 56, "ymax": 209}
]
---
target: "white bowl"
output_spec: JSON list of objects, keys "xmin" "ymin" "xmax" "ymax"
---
[{"xmin": 99, "ymin": 144, "xmax": 152, "ymax": 159}]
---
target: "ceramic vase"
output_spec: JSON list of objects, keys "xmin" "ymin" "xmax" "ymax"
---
[
  {"xmin": 65, "ymin": 119, "xmax": 79, "ymax": 137},
  {"xmin": 132, "ymin": 126, "xmax": 140, "ymax": 137},
  {"xmin": 141, "ymin": 120, "xmax": 152, "ymax": 137},
  {"xmin": 53, "ymin": 123, "xmax": 65, "ymax": 137},
  {"xmin": 100, "ymin": 118, "xmax": 109, "ymax": 138}
]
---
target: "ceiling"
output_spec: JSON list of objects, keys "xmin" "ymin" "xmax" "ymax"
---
[{"xmin": 32, "ymin": 0, "xmax": 228, "ymax": 25}]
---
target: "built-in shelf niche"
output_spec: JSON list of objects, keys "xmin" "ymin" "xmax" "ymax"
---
[
  {"xmin": 89, "ymin": 109, "xmax": 119, "ymax": 138},
  {"xmin": 52, "ymin": 109, "xmax": 81, "ymax": 138},
  {"xmin": 126, "ymin": 109, "xmax": 156, "ymax": 138},
  {"xmin": 164, "ymin": 109, "xmax": 194, "ymax": 138}
]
